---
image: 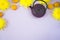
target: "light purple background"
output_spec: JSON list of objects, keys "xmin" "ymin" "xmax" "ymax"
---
[{"xmin": 0, "ymin": 0, "xmax": 60, "ymax": 40}]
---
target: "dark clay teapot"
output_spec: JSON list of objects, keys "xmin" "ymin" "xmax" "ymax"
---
[{"xmin": 30, "ymin": 0, "xmax": 48, "ymax": 18}]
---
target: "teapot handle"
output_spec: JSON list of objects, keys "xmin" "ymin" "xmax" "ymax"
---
[{"xmin": 33, "ymin": 0, "xmax": 48, "ymax": 9}]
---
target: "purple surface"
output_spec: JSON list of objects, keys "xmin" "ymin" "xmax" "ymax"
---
[{"xmin": 0, "ymin": 0, "xmax": 60, "ymax": 40}]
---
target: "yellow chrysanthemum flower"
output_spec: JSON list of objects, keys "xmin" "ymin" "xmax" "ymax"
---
[
  {"xmin": 39, "ymin": 0, "xmax": 51, "ymax": 5},
  {"xmin": 20, "ymin": 0, "xmax": 34, "ymax": 8},
  {"xmin": 44, "ymin": 0, "xmax": 50, "ymax": 3},
  {"xmin": 0, "ymin": 18, "xmax": 6, "ymax": 30},
  {"xmin": 0, "ymin": 0, "xmax": 10, "ymax": 11},
  {"xmin": 39, "ymin": 1, "xmax": 45, "ymax": 5},
  {"xmin": 52, "ymin": 8, "xmax": 60, "ymax": 20}
]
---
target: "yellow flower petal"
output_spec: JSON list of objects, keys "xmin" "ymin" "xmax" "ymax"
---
[
  {"xmin": 52, "ymin": 8, "xmax": 60, "ymax": 20},
  {"xmin": 20, "ymin": 0, "xmax": 34, "ymax": 8},
  {"xmin": 44, "ymin": 0, "xmax": 51, "ymax": 3},
  {"xmin": 0, "ymin": 18, "xmax": 6, "ymax": 30}
]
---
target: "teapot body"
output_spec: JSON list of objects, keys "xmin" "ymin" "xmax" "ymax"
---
[{"xmin": 30, "ymin": 4, "xmax": 46, "ymax": 18}]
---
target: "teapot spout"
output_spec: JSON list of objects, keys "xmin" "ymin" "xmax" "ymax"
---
[{"xmin": 29, "ymin": 6, "xmax": 33, "ymax": 9}]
